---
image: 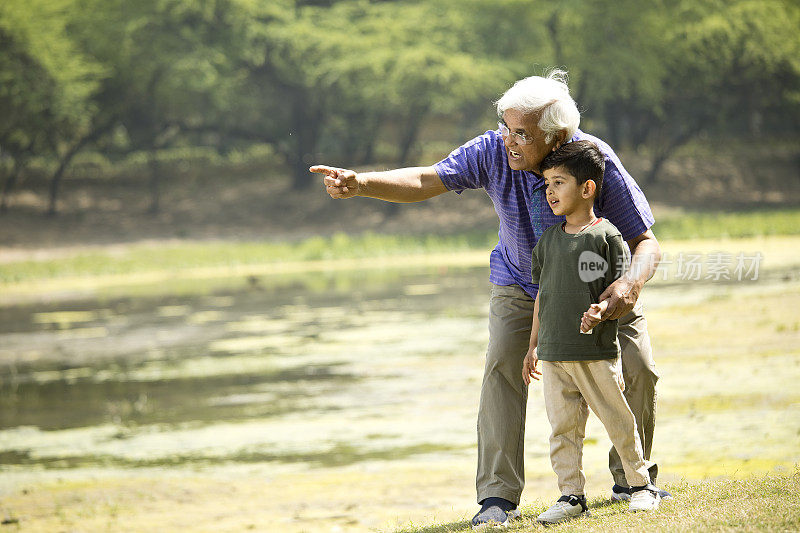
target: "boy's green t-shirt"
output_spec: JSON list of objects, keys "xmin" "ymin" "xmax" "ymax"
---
[{"xmin": 531, "ymin": 218, "xmax": 630, "ymax": 361}]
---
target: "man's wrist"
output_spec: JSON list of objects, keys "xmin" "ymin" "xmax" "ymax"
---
[
  {"xmin": 627, "ymin": 277, "xmax": 645, "ymax": 295},
  {"xmin": 353, "ymin": 172, "xmax": 365, "ymax": 197}
]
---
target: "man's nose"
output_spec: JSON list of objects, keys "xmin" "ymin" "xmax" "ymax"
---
[{"xmin": 503, "ymin": 134, "xmax": 517, "ymax": 147}]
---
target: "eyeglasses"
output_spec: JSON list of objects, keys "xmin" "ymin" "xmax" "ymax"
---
[{"xmin": 498, "ymin": 122, "xmax": 535, "ymax": 145}]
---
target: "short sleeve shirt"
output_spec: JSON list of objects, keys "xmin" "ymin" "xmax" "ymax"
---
[
  {"xmin": 433, "ymin": 129, "xmax": 654, "ymax": 297},
  {"xmin": 531, "ymin": 218, "xmax": 629, "ymax": 361}
]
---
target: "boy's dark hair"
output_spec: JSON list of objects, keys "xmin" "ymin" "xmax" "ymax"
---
[{"xmin": 540, "ymin": 140, "xmax": 605, "ymax": 198}]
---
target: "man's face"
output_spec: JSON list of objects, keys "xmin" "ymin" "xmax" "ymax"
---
[{"xmin": 500, "ymin": 108, "xmax": 558, "ymax": 173}]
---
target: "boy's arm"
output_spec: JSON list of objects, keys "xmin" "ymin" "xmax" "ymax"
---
[
  {"xmin": 523, "ymin": 295, "xmax": 542, "ymax": 385},
  {"xmin": 581, "ymin": 299, "xmax": 609, "ymax": 333}
]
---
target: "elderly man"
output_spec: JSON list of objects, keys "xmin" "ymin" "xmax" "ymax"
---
[{"xmin": 311, "ymin": 70, "xmax": 666, "ymax": 528}]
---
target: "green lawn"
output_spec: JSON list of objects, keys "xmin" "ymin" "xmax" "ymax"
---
[
  {"xmin": 2, "ymin": 208, "xmax": 799, "ymax": 286},
  {"xmin": 652, "ymin": 208, "xmax": 800, "ymax": 240},
  {"xmin": 395, "ymin": 469, "xmax": 800, "ymax": 532}
]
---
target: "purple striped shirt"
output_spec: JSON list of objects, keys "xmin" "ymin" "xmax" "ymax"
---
[{"xmin": 434, "ymin": 129, "xmax": 654, "ymax": 297}]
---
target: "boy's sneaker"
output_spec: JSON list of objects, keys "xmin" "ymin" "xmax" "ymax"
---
[
  {"xmin": 612, "ymin": 484, "xmax": 672, "ymax": 502},
  {"xmin": 471, "ymin": 497, "xmax": 521, "ymax": 529},
  {"xmin": 611, "ymin": 484, "xmax": 632, "ymax": 501},
  {"xmin": 628, "ymin": 484, "xmax": 661, "ymax": 512},
  {"xmin": 536, "ymin": 494, "xmax": 589, "ymax": 525}
]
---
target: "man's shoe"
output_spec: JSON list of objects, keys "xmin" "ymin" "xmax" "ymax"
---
[
  {"xmin": 471, "ymin": 497, "xmax": 520, "ymax": 529},
  {"xmin": 612, "ymin": 484, "xmax": 672, "ymax": 502},
  {"xmin": 536, "ymin": 494, "xmax": 589, "ymax": 525},
  {"xmin": 628, "ymin": 484, "xmax": 661, "ymax": 512}
]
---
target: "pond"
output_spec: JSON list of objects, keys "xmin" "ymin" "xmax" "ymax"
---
[
  {"xmin": 0, "ymin": 266, "xmax": 494, "ymax": 472},
  {"xmin": 0, "ymin": 256, "xmax": 800, "ymax": 482}
]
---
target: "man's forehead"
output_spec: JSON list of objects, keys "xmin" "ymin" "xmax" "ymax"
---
[{"xmin": 502, "ymin": 108, "xmax": 543, "ymax": 130}]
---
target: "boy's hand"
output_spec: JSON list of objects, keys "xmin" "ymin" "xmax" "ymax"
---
[
  {"xmin": 580, "ymin": 300, "xmax": 609, "ymax": 333},
  {"xmin": 522, "ymin": 347, "xmax": 541, "ymax": 386}
]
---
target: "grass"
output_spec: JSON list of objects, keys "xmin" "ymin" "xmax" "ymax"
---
[
  {"xmin": 652, "ymin": 208, "xmax": 800, "ymax": 240},
  {"xmin": 394, "ymin": 469, "xmax": 800, "ymax": 532},
  {"xmin": 1, "ymin": 208, "xmax": 799, "ymax": 287},
  {"xmin": 0, "ymin": 231, "xmax": 496, "ymax": 285}
]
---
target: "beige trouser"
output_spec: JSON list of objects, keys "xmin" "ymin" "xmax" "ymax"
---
[
  {"xmin": 542, "ymin": 359, "xmax": 650, "ymax": 495},
  {"xmin": 475, "ymin": 283, "xmax": 659, "ymax": 504}
]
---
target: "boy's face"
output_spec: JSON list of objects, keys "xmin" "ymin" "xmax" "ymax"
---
[{"xmin": 543, "ymin": 166, "xmax": 591, "ymax": 216}]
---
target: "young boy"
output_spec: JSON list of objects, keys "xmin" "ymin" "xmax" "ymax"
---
[{"xmin": 523, "ymin": 140, "xmax": 662, "ymax": 524}]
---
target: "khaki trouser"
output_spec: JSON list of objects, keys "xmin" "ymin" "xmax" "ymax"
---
[
  {"xmin": 542, "ymin": 359, "xmax": 650, "ymax": 495},
  {"xmin": 476, "ymin": 283, "xmax": 659, "ymax": 504}
]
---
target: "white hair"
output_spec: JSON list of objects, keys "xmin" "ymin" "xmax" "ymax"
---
[{"xmin": 495, "ymin": 69, "xmax": 580, "ymax": 145}]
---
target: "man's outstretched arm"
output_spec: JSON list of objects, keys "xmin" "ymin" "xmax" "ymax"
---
[{"xmin": 309, "ymin": 165, "xmax": 448, "ymax": 203}]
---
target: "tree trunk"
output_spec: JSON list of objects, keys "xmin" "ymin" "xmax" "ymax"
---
[
  {"xmin": 644, "ymin": 127, "xmax": 699, "ymax": 186},
  {"xmin": 358, "ymin": 112, "xmax": 384, "ymax": 165},
  {"xmin": 397, "ymin": 105, "xmax": 428, "ymax": 167},
  {"xmin": 289, "ymin": 97, "xmax": 324, "ymax": 190},
  {"xmin": 47, "ymin": 121, "xmax": 115, "ymax": 216},
  {"xmin": 47, "ymin": 148, "xmax": 79, "ymax": 217},
  {"xmin": 147, "ymin": 148, "xmax": 161, "ymax": 214},
  {"xmin": 546, "ymin": 10, "xmax": 564, "ymax": 68},
  {"xmin": 1, "ymin": 156, "xmax": 26, "ymax": 214},
  {"xmin": 604, "ymin": 102, "xmax": 622, "ymax": 150}
]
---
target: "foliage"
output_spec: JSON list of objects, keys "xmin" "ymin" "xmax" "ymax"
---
[
  {"xmin": 0, "ymin": 0, "xmax": 104, "ymax": 173},
  {"xmin": 0, "ymin": 0, "xmax": 798, "ymax": 211}
]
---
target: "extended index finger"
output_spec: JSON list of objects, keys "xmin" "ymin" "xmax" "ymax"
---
[{"xmin": 309, "ymin": 165, "xmax": 343, "ymax": 176}]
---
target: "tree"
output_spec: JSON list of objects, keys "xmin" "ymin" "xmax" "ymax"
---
[
  {"xmin": 642, "ymin": 0, "xmax": 800, "ymax": 183},
  {"xmin": 533, "ymin": 0, "xmax": 800, "ymax": 183},
  {"xmin": 66, "ymin": 0, "xmax": 244, "ymax": 213},
  {"xmin": 0, "ymin": 0, "xmax": 103, "ymax": 213},
  {"xmin": 225, "ymin": 0, "xmax": 520, "ymax": 189}
]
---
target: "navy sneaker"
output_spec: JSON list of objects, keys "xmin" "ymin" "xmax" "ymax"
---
[
  {"xmin": 611, "ymin": 484, "xmax": 632, "ymax": 501},
  {"xmin": 612, "ymin": 484, "xmax": 672, "ymax": 502},
  {"xmin": 471, "ymin": 497, "xmax": 521, "ymax": 529}
]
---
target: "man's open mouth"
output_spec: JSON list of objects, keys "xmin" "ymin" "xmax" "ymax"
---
[{"xmin": 508, "ymin": 150, "xmax": 522, "ymax": 160}]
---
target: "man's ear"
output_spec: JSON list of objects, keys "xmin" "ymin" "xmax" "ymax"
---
[
  {"xmin": 582, "ymin": 179, "xmax": 596, "ymax": 198},
  {"xmin": 551, "ymin": 131, "xmax": 568, "ymax": 151}
]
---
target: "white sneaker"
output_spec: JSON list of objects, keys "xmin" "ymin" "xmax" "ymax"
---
[
  {"xmin": 628, "ymin": 486, "xmax": 661, "ymax": 512},
  {"xmin": 537, "ymin": 495, "xmax": 589, "ymax": 524}
]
